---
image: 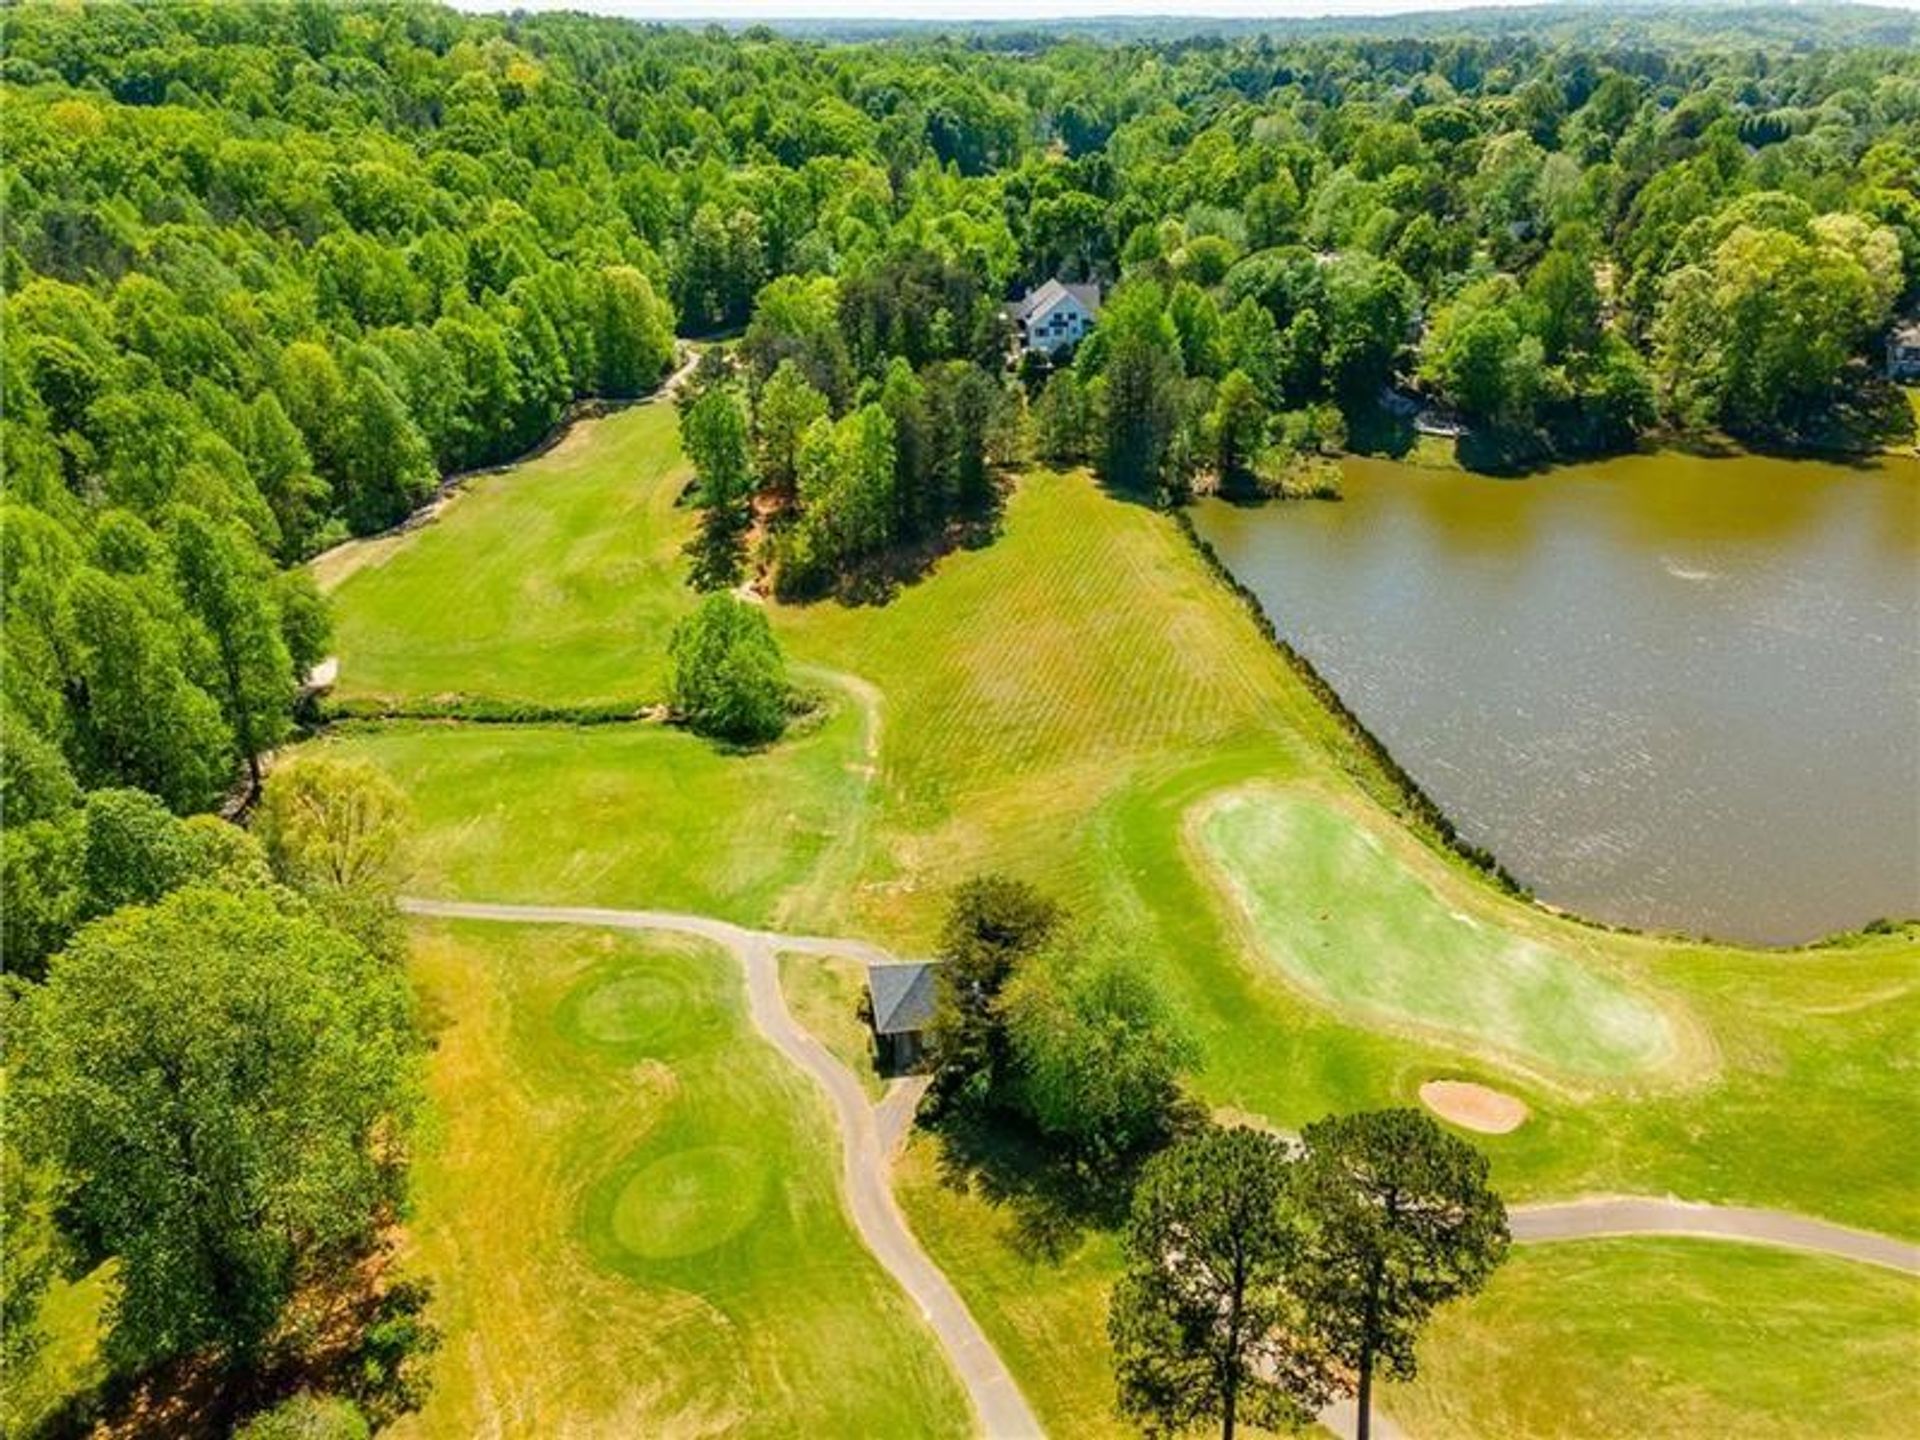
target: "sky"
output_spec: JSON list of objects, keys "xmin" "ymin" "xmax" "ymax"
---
[{"xmin": 449, "ymin": 0, "xmax": 1920, "ymax": 16}]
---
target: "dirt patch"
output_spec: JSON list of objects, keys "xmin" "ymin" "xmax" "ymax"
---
[{"xmin": 1419, "ymin": 1079, "xmax": 1529, "ymax": 1134}]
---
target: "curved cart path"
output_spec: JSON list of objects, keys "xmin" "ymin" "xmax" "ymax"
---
[
  {"xmin": 403, "ymin": 897, "xmax": 1919, "ymax": 1439},
  {"xmin": 401, "ymin": 897, "xmax": 1044, "ymax": 1438},
  {"xmin": 1511, "ymin": 1196, "xmax": 1920, "ymax": 1274}
]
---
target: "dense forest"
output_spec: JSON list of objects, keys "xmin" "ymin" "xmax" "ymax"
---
[{"xmin": 3, "ymin": 1, "xmax": 1918, "ymax": 1430}]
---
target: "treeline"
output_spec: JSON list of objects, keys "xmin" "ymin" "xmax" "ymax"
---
[
  {"xmin": 4, "ymin": 758, "xmax": 432, "ymax": 1438},
  {"xmin": 4, "ymin": 12, "xmax": 679, "ymax": 561},
  {"xmin": 1022, "ymin": 48, "xmax": 1917, "ymax": 482},
  {"xmin": 676, "ymin": 268, "xmax": 1021, "ymax": 601},
  {"xmin": 5, "ymin": 1, "xmax": 688, "ymax": 867},
  {"xmin": 3, "ymin": 4, "xmax": 1917, "ymax": 1426}
]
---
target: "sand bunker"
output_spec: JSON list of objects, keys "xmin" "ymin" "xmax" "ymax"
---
[{"xmin": 1419, "ymin": 1080, "xmax": 1529, "ymax": 1134}]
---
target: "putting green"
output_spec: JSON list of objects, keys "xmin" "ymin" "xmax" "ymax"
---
[
  {"xmin": 611, "ymin": 1146, "xmax": 770, "ymax": 1260},
  {"xmin": 1197, "ymin": 789, "xmax": 1676, "ymax": 1078},
  {"xmin": 387, "ymin": 921, "xmax": 969, "ymax": 1436},
  {"xmin": 558, "ymin": 964, "xmax": 729, "ymax": 1054}
]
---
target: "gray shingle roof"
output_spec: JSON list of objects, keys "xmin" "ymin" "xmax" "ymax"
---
[
  {"xmin": 1013, "ymin": 278, "xmax": 1101, "ymax": 321},
  {"xmin": 868, "ymin": 961, "xmax": 940, "ymax": 1035}
]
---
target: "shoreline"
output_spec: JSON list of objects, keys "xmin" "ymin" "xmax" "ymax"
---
[
  {"xmin": 1360, "ymin": 420, "xmax": 1920, "ymax": 480},
  {"xmin": 1169, "ymin": 504, "xmax": 1912, "ymax": 956}
]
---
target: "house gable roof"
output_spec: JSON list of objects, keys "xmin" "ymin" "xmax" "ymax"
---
[
  {"xmin": 868, "ymin": 961, "xmax": 940, "ymax": 1035},
  {"xmin": 1014, "ymin": 278, "xmax": 1101, "ymax": 322}
]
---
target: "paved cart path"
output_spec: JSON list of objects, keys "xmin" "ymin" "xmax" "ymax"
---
[
  {"xmin": 1510, "ymin": 1195, "xmax": 1920, "ymax": 1273},
  {"xmin": 402, "ymin": 897, "xmax": 1919, "ymax": 1439},
  {"xmin": 401, "ymin": 897, "xmax": 1044, "ymax": 1438}
]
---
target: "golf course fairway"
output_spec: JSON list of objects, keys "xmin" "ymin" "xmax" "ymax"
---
[
  {"xmin": 394, "ymin": 920, "xmax": 967, "ymax": 1438},
  {"xmin": 304, "ymin": 391, "xmax": 1920, "ymax": 1439}
]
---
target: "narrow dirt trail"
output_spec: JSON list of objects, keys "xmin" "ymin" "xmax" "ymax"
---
[
  {"xmin": 774, "ymin": 664, "xmax": 887, "ymax": 934},
  {"xmin": 400, "ymin": 897, "xmax": 1044, "ymax": 1439}
]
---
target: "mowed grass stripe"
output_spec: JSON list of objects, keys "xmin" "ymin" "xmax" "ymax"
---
[
  {"xmin": 314, "ymin": 401, "xmax": 1920, "ymax": 1439},
  {"xmin": 397, "ymin": 920, "xmax": 968, "ymax": 1439},
  {"xmin": 326, "ymin": 710, "xmax": 866, "ymax": 925},
  {"xmin": 775, "ymin": 470, "xmax": 1319, "ymax": 934},
  {"xmin": 322, "ymin": 418, "xmax": 1920, "ymax": 1230}
]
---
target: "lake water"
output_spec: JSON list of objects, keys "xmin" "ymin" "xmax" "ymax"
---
[{"xmin": 1193, "ymin": 450, "xmax": 1920, "ymax": 945}]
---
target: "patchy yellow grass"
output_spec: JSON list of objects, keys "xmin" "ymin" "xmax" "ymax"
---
[
  {"xmin": 772, "ymin": 469, "xmax": 1355, "ymax": 942},
  {"xmin": 313, "ymin": 408, "xmax": 1920, "ymax": 1440},
  {"xmin": 892, "ymin": 1135, "xmax": 1128, "ymax": 1440},
  {"xmin": 778, "ymin": 950, "xmax": 885, "ymax": 1101},
  {"xmin": 1386, "ymin": 1239, "xmax": 1920, "ymax": 1439},
  {"xmin": 395, "ymin": 920, "xmax": 967, "ymax": 1438}
]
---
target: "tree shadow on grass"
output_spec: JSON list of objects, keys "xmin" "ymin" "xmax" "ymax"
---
[
  {"xmin": 779, "ymin": 513, "xmax": 1004, "ymax": 610},
  {"xmin": 920, "ymin": 1097, "xmax": 1207, "ymax": 1265},
  {"xmin": 30, "ymin": 1245, "xmax": 435, "ymax": 1440},
  {"xmin": 1343, "ymin": 405, "xmax": 1417, "ymax": 461},
  {"xmin": 924, "ymin": 1109, "xmax": 1130, "ymax": 1265}
]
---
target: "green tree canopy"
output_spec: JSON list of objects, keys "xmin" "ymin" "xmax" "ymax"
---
[
  {"xmin": 927, "ymin": 874, "xmax": 1063, "ymax": 1108},
  {"xmin": 255, "ymin": 755, "xmax": 413, "ymax": 960},
  {"xmin": 667, "ymin": 593, "xmax": 790, "ymax": 745},
  {"xmin": 1000, "ymin": 930, "xmax": 1199, "ymax": 1162},
  {"xmin": 1296, "ymin": 1108, "xmax": 1511, "ymax": 1440},
  {"xmin": 12, "ymin": 885, "xmax": 420, "ymax": 1371},
  {"xmin": 1110, "ymin": 1126, "xmax": 1334, "ymax": 1440}
]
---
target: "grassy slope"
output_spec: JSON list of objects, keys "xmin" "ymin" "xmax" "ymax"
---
[
  {"xmin": 318, "ymin": 402, "xmax": 694, "ymax": 707},
  {"xmin": 315, "ymin": 416, "xmax": 1920, "ymax": 1434},
  {"xmin": 1385, "ymin": 1239, "xmax": 1920, "ymax": 1439},
  {"xmin": 326, "ymin": 462, "xmax": 1919, "ymax": 1230},
  {"xmin": 900, "ymin": 1156, "xmax": 1920, "ymax": 1440},
  {"xmin": 396, "ymin": 920, "xmax": 966, "ymax": 1437},
  {"xmin": 317, "ymin": 705, "xmax": 866, "ymax": 928}
]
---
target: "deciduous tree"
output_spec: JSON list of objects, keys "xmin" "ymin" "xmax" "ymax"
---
[
  {"xmin": 255, "ymin": 756, "xmax": 412, "ymax": 960},
  {"xmin": 667, "ymin": 593, "xmax": 789, "ymax": 744},
  {"xmin": 754, "ymin": 359, "xmax": 829, "ymax": 500},
  {"xmin": 1001, "ymin": 931, "xmax": 1198, "ymax": 1161},
  {"xmin": 11, "ymin": 886, "xmax": 419, "ymax": 1370},
  {"xmin": 172, "ymin": 508, "xmax": 296, "ymax": 793},
  {"xmin": 927, "ymin": 874, "xmax": 1062, "ymax": 1107}
]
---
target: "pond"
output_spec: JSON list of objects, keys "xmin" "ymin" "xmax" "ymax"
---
[{"xmin": 1193, "ymin": 449, "xmax": 1920, "ymax": 946}]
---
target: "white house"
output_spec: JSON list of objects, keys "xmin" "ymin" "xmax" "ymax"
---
[
  {"xmin": 1007, "ymin": 278, "xmax": 1101, "ymax": 355},
  {"xmin": 1888, "ymin": 319, "xmax": 1920, "ymax": 382}
]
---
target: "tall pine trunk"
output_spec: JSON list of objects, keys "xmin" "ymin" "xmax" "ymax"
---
[{"xmin": 1357, "ymin": 1256, "xmax": 1383, "ymax": 1440}]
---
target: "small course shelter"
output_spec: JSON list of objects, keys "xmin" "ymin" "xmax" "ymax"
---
[{"xmin": 867, "ymin": 960, "xmax": 940, "ymax": 1072}]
